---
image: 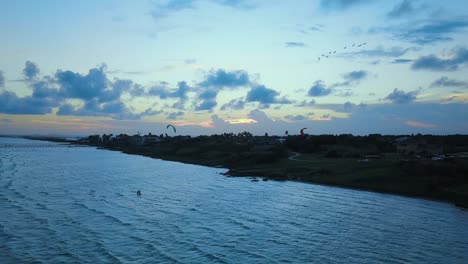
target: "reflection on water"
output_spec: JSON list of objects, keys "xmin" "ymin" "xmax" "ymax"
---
[{"xmin": 1, "ymin": 137, "xmax": 468, "ymax": 263}]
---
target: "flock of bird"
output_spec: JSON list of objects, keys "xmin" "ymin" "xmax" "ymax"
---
[{"xmin": 317, "ymin": 42, "xmax": 367, "ymax": 61}]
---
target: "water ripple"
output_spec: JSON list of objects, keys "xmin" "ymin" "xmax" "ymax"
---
[{"xmin": 1, "ymin": 137, "xmax": 468, "ymax": 263}]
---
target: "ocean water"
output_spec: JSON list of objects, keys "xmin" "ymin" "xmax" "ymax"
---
[{"xmin": 1, "ymin": 137, "xmax": 468, "ymax": 263}]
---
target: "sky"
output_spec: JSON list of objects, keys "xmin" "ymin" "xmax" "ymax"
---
[{"xmin": 1, "ymin": 0, "xmax": 468, "ymax": 136}]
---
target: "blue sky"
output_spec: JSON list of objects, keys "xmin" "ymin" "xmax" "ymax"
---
[{"xmin": 1, "ymin": 0, "xmax": 467, "ymax": 136}]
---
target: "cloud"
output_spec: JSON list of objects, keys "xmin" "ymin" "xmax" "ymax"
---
[
  {"xmin": 442, "ymin": 93, "xmax": 468, "ymax": 103},
  {"xmin": 371, "ymin": 19, "xmax": 468, "ymax": 44},
  {"xmin": 408, "ymin": 19, "xmax": 468, "ymax": 44},
  {"xmin": 330, "ymin": 70, "xmax": 368, "ymax": 89},
  {"xmin": 343, "ymin": 101, "xmax": 355, "ymax": 112},
  {"xmin": 31, "ymin": 80, "xmax": 60, "ymax": 99},
  {"xmin": 194, "ymin": 69, "xmax": 251, "ymax": 111},
  {"xmin": 151, "ymin": 0, "xmax": 195, "ymax": 19},
  {"xmin": 405, "ymin": 120, "xmax": 437, "ymax": 128},
  {"xmin": 195, "ymin": 89, "xmax": 218, "ymax": 111},
  {"xmin": 285, "ymin": 114, "xmax": 307, "ymax": 121},
  {"xmin": 167, "ymin": 111, "xmax": 185, "ymax": 120},
  {"xmin": 185, "ymin": 59, "xmax": 197, "ymax": 64},
  {"xmin": 344, "ymin": 70, "xmax": 367, "ymax": 81},
  {"xmin": 296, "ymin": 100, "xmax": 316, "ymax": 107},
  {"xmin": 307, "ymin": 81, "xmax": 332, "ymax": 97},
  {"xmin": 151, "ymin": 0, "xmax": 256, "ymax": 19},
  {"xmin": 57, "ymin": 100, "xmax": 160, "ymax": 120},
  {"xmin": 385, "ymin": 88, "xmax": 418, "ymax": 104},
  {"xmin": 199, "ymin": 69, "xmax": 251, "ymax": 89},
  {"xmin": 387, "ymin": 0, "xmax": 420, "ymax": 19},
  {"xmin": 299, "ymin": 24, "xmax": 324, "ymax": 34},
  {"xmin": 391, "ymin": 59, "xmax": 413, "ymax": 64},
  {"xmin": 220, "ymin": 98, "xmax": 246, "ymax": 110},
  {"xmin": 215, "ymin": 0, "xmax": 256, "ymax": 9},
  {"xmin": 342, "ymin": 101, "xmax": 366, "ymax": 112},
  {"xmin": 319, "ymin": 0, "xmax": 372, "ymax": 12},
  {"xmin": 430, "ymin": 76, "xmax": 468, "ymax": 88},
  {"xmin": 210, "ymin": 114, "xmax": 229, "ymax": 128},
  {"xmin": 194, "ymin": 69, "xmax": 252, "ymax": 111},
  {"xmin": 309, "ymin": 25, "xmax": 324, "ymax": 31},
  {"xmin": 285, "ymin": 42, "xmax": 306, "ymax": 48},
  {"xmin": 2, "ymin": 62, "xmax": 165, "ymax": 120},
  {"xmin": 149, "ymin": 81, "xmax": 191, "ymax": 109},
  {"xmin": 343, "ymin": 46, "xmax": 420, "ymax": 58},
  {"xmin": 0, "ymin": 70, "xmax": 4, "ymax": 88},
  {"xmin": 0, "ymin": 90, "xmax": 60, "ymax": 115},
  {"xmin": 23, "ymin": 61, "xmax": 40, "ymax": 80},
  {"xmin": 248, "ymin": 109, "xmax": 274, "ymax": 124},
  {"xmin": 55, "ymin": 66, "xmax": 141, "ymax": 104},
  {"xmin": 56, "ymin": 65, "xmax": 110, "ymax": 101},
  {"xmin": 412, "ymin": 47, "xmax": 468, "ymax": 71},
  {"xmin": 246, "ymin": 85, "xmax": 291, "ymax": 106}
]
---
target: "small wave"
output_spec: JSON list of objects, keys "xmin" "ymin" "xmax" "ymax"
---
[
  {"xmin": 72, "ymin": 202, "xmax": 131, "ymax": 227},
  {"xmin": 3, "ymin": 179, "xmax": 14, "ymax": 189},
  {"xmin": 228, "ymin": 218, "xmax": 251, "ymax": 231}
]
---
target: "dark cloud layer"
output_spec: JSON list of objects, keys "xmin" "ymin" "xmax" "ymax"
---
[
  {"xmin": 0, "ymin": 90, "xmax": 59, "ymax": 115},
  {"xmin": 371, "ymin": 19, "xmax": 468, "ymax": 44},
  {"xmin": 412, "ymin": 47, "xmax": 468, "ymax": 71},
  {"xmin": 0, "ymin": 62, "xmax": 159, "ymax": 119}
]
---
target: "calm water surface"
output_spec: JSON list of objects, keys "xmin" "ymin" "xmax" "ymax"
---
[{"xmin": 1, "ymin": 137, "xmax": 468, "ymax": 263}]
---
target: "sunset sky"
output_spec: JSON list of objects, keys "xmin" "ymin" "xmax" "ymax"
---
[{"xmin": 1, "ymin": 0, "xmax": 468, "ymax": 136}]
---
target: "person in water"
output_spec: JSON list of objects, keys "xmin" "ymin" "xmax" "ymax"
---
[{"xmin": 137, "ymin": 190, "xmax": 141, "ymax": 196}]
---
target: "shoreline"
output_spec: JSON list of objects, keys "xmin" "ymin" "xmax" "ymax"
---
[
  {"xmin": 16, "ymin": 135, "xmax": 468, "ymax": 208},
  {"xmin": 98, "ymin": 144, "xmax": 468, "ymax": 208}
]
